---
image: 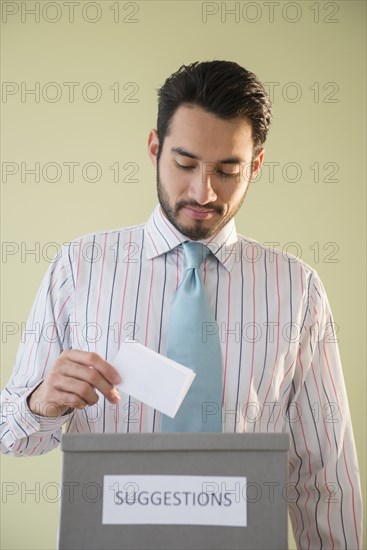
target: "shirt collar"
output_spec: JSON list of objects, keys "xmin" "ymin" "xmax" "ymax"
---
[{"xmin": 144, "ymin": 203, "xmax": 239, "ymax": 272}]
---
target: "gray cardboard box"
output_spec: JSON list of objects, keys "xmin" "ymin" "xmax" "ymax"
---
[{"xmin": 58, "ymin": 433, "xmax": 289, "ymax": 550}]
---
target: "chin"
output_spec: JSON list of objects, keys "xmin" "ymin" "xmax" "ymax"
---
[{"xmin": 177, "ymin": 221, "xmax": 219, "ymax": 240}]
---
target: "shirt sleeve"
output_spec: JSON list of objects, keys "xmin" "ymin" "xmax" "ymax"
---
[
  {"xmin": 1, "ymin": 245, "xmax": 76, "ymax": 457},
  {"xmin": 285, "ymin": 269, "xmax": 363, "ymax": 549}
]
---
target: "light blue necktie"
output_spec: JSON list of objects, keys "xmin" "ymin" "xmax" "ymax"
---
[{"xmin": 160, "ymin": 241, "xmax": 222, "ymax": 432}]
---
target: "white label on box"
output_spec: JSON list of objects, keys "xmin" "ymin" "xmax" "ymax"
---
[{"xmin": 102, "ymin": 475, "xmax": 247, "ymax": 527}]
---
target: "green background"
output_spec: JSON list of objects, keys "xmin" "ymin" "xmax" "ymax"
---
[{"xmin": 1, "ymin": 1, "xmax": 365, "ymax": 548}]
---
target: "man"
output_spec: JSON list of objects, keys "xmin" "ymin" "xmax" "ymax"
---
[{"xmin": 1, "ymin": 60, "xmax": 362, "ymax": 548}]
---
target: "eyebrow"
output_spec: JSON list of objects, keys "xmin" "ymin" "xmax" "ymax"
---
[{"xmin": 171, "ymin": 147, "xmax": 245, "ymax": 165}]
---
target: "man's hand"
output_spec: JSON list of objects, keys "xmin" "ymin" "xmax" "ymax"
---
[{"xmin": 27, "ymin": 350, "xmax": 122, "ymax": 417}]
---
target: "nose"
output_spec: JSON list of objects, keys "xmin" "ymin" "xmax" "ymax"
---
[{"xmin": 187, "ymin": 171, "xmax": 217, "ymax": 205}]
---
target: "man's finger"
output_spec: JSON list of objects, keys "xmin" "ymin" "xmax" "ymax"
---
[
  {"xmin": 60, "ymin": 350, "xmax": 121, "ymax": 385},
  {"xmin": 57, "ymin": 361, "xmax": 121, "ymax": 404}
]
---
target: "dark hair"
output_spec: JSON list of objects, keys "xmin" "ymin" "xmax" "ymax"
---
[{"xmin": 156, "ymin": 60, "xmax": 272, "ymax": 163}]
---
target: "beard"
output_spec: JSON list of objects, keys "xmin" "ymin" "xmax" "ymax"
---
[{"xmin": 156, "ymin": 161, "xmax": 252, "ymax": 240}]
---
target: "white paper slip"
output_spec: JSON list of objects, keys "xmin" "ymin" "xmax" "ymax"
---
[{"xmin": 112, "ymin": 340, "xmax": 196, "ymax": 418}]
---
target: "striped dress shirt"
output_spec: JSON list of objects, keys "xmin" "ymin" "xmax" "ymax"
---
[{"xmin": 1, "ymin": 203, "xmax": 362, "ymax": 549}]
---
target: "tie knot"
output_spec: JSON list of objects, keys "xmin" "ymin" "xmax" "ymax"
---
[{"xmin": 182, "ymin": 242, "xmax": 210, "ymax": 270}]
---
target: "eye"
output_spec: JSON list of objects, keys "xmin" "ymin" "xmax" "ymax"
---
[
  {"xmin": 175, "ymin": 161, "xmax": 195, "ymax": 170},
  {"xmin": 175, "ymin": 160, "xmax": 239, "ymax": 178},
  {"xmin": 216, "ymin": 169, "xmax": 240, "ymax": 178},
  {"xmin": 217, "ymin": 163, "xmax": 241, "ymax": 177}
]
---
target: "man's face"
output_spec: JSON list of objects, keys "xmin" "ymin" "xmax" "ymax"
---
[{"xmin": 148, "ymin": 104, "xmax": 264, "ymax": 240}]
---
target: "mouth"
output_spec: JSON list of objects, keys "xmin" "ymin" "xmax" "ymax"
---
[{"xmin": 182, "ymin": 206, "xmax": 217, "ymax": 220}]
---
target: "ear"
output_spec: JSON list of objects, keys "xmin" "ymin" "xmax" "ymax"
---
[
  {"xmin": 250, "ymin": 148, "xmax": 265, "ymax": 180},
  {"xmin": 147, "ymin": 129, "xmax": 159, "ymax": 167}
]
